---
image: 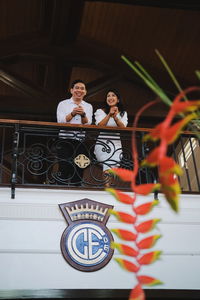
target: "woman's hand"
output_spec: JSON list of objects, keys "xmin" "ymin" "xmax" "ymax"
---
[
  {"xmin": 109, "ymin": 106, "xmax": 118, "ymax": 117},
  {"xmin": 113, "ymin": 106, "xmax": 119, "ymax": 117}
]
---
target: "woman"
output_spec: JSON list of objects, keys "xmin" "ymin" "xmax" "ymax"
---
[{"xmin": 94, "ymin": 89, "xmax": 128, "ymax": 185}]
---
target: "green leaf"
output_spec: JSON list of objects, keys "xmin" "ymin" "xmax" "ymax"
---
[
  {"xmin": 155, "ymin": 49, "xmax": 188, "ymax": 101},
  {"xmin": 195, "ymin": 70, "xmax": 200, "ymax": 81},
  {"xmin": 121, "ymin": 53, "xmax": 200, "ymax": 140},
  {"xmin": 121, "ymin": 55, "xmax": 172, "ymax": 106}
]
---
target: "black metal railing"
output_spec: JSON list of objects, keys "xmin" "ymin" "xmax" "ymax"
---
[
  {"xmin": 169, "ymin": 133, "xmax": 200, "ymax": 193},
  {"xmin": 0, "ymin": 119, "xmax": 199, "ymax": 198}
]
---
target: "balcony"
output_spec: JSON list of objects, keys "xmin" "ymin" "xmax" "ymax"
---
[
  {"xmin": 0, "ymin": 119, "xmax": 200, "ymax": 299},
  {"xmin": 0, "ymin": 119, "xmax": 200, "ymax": 198}
]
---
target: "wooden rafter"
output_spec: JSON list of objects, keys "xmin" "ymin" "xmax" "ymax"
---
[
  {"xmin": 46, "ymin": 0, "xmax": 85, "ymax": 45},
  {"xmin": 0, "ymin": 67, "xmax": 53, "ymax": 101},
  {"xmin": 0, "ymin": 33, "xmax": 48, "ymax": 61},
  {"xmin": 86, "ymin": 74, "xmax": 123, "ymax": 98},
  {"xmin": 86, "ymin": 0, "xmax": 200, "ymax": 10}
]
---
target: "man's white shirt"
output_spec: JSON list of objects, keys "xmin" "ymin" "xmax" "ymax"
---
[{"xmin": 57, "ymin": 97, "xmax": 93, "ymax": 139}]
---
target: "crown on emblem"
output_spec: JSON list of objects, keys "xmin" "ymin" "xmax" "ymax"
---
[{"xmin": 65, "ymin": 203, "xmax": 108, "ymax": 222}]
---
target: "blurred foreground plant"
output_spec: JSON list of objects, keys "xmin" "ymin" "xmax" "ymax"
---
[
  {"xmin": 122, "ymin": 50, "xmax": 200, "ymax": 135},
  {"xmin": 107, "ymin": 53, "xmax": 200, "ymax": 300}
]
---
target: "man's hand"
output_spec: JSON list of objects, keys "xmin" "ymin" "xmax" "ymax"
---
[{"xmin": 72, "ymin": 105, "xmax": 85, "ymax": 116}]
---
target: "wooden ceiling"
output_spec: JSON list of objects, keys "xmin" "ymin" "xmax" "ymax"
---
[{"xmin": 0, "ymin": 0, "xmax": 200, "ymax": 126}]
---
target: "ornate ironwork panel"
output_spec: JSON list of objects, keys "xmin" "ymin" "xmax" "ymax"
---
[{"xmin": 0, "ymin": 121, "xmax": 199, "ymax": 198}]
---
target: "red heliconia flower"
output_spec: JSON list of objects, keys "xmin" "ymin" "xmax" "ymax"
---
[
  {"xmin": 132, "ymin": 183, "xmax": 160, "ymax": 195},
  {"xmin": 160, "ymin": 173, "xmax": 179, "ymax": 186},
  {"xmin": 134, "ymin": 200, "xmax": 158, "ymax": 215},
  {"xmin": 129, "ymin": 284, "xmax": 145, "ymax": 300},
  {"xmin": 109, "ymin": 168, "xmax": 133, "ymax": 181},
  {"xmin": 136, "ymin": 235, "xmax": 161, "ymax": 249},
  {"xmin": 162, "ymin": 113, "xmax": 198, "ymax": 145},
  {"xmin": 109, "ymin": 210, "xmax": 136, "ymax": 224},
  {"xmin": 107, "ymin": 65, "xmax": 200, "ymax": 300},
  {"xmin": 161, "ymin": 185, "xmax": 180, "ymax": 212},
  {"xmin": 142, "ymin": 151, "xmax": 182, "ymax": 176},
  {"xmin": 159, "ymin": 157, "xmax": 182, "ymax": 175},
  {"xmin": 143, "ymin": 112, "xmax": 198, "ymax": 143},
  {"xmin": 115, "ymin": 258, "xmax": 140, "ymax": 273},
  {"xmin": 111, "ymin": 229, "xmax": 137, "ymax": 241},
  {"xmin": 159, "ymin": 172, "xmax": 181, "ymax": 212},
  {"xmin": 162, "ymin": 87, "xmax": 200, "ymax": 126},
  {"xmin": 142, "ymin": 123, "xmax": 164, "ymax": 142},
  {"xmin": 135, "ymin": 219, "xmax": 161, "ymax": 233},
  {"xmin": 141, "ymin": 146, "xmax": 161, "ymax": 167},
  {"xmin": 160, "ymin": 174, "xmax": 180, "ymax": 208},
  {"xmin": 111, "ymin": 242, "xmax": 139, "ymax": 257},
  {"xmin": 137, "ymin": 251, "xmax": 162, "ymax": 265},
  {"xmin": 171, "ymin": 100, "xmax": 200, "ymax": 115},
  {"xmin": 137, "ymin": 275, "xmax": 163, "ymax": 286},
  {"xmin": 163, "ymin": 188, "xmax": 179, "ymax": 204},
  {"xmin": 106, "ymin": 188, "xmax": 135, "ymax": 204}
]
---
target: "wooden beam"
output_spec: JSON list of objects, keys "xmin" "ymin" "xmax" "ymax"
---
[
  {"xmin": 12, "ymin": 42, "xmax": 189, "ymax": 97},
  {"xmin": 86, "ymin": 0, "xmax": 200, "ymax": 10},
  {"xmin": 0, "ymin": 66, "xmax": 53, "ymax": 101},
  {"xmin": 86, "ymin": 74, "xmax": 122, "ymax": 98},
  {"xmin": 18, "ymin": 48, "xmax": 111, "ymax": 73},
  {"xmin": 47, "ymin": 0, "xmax": 85, "ymax": 45},
  {"xmin": 74, "ymin": 38, "xmax": 196, "ymax": 92},
  {"xmin": 43, "ymin": 63, "xmax": 72, "ymax": 99},
  {"xmin": 0, "ymin": 33, "xmax": 48, "ymax": 61},
  {"xmin": 4, "ymin": 36, "xmax": 194, "ymax": 101}
]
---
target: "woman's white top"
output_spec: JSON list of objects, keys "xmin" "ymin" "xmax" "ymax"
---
[
  {"xmin": 94, "ymin": 109, "xmax": 128, "ymax": 128},
  {"xmin": 94, "ymin": 109, "xmax": 128, "ymax": 171}
]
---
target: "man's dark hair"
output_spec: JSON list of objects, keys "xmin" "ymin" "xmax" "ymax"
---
[{"xmin": 71, "ymin": 79, "xmax": 86, "ymax": 88}]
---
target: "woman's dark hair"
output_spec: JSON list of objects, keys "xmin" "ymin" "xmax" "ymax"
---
[{"xmin": 103, "ymin": 89, "xmax": 125, "ymax": 117}]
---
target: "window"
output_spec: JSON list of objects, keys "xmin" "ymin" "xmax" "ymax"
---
[{"xmin": 178, "ymin": 138, "xmax": 198, "ymax": 168}]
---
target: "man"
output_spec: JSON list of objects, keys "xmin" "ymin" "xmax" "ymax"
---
[{"xmin": 56, "ymin": 79, "xmax": 93, "ymax": 185}]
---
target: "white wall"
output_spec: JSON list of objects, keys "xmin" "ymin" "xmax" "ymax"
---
[{"xmin": 0, "ymin": 187, "xmax": 200, "ymax": 290}]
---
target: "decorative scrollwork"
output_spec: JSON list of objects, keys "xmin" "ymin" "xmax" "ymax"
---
[
  {"xmin": 11, "ymin": 127, "xmax": 156, "ymax": 189},
  {"xmin": 25, "ymin": 143, "xmax": 46, "ymax": 160}
]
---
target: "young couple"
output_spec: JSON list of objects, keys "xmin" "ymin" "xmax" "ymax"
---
[{"xmin": 56, "ymin": 79, "xmax": 128, "ymax": 186}]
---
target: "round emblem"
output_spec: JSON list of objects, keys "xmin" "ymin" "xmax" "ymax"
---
[{"xmin": 61, "ymin": 221, "xmax": 114, "ymax": 272}]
